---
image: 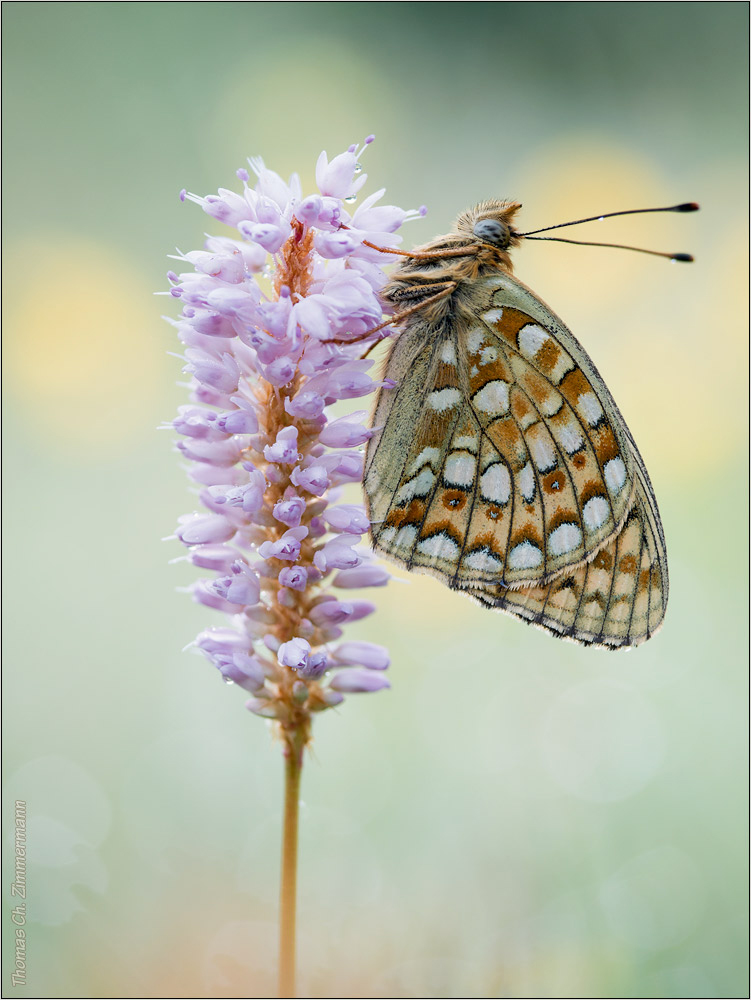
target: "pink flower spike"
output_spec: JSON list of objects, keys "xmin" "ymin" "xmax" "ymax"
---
[
  {"xmin": 258, "ymin": 525, "xmax": 308, "ymax": 562},
  {"xmin": 290, "ymin": 465, "xmax": 330, "ymax": 497},
  {"xmin": 323, "ymin": 505, "xmax": 371, "ymax": 535},
  {"xmin": 319, "ymin": 413, "xmax": 373, "ymax": 448},
  {"xmin": 332, "ymin": 565, "xmax": 391, "ymax": 588},
  {"xmin": 314, "ymin": 230, "xmax": 362, "ymax": 260},
  {"xmin": 329, "ymin": 669, "xmax": 390, "ymax": 694},
  {"xmin": 315, "ymin": 148, "xmax": 367, "ymax": 200},
  {"xmin": 273, "ymin": 495, "xmax": 306, "ymax": 527},
  {"xmin": 330, "ymin": 641, "xmax": 390, "ymax": 670},
  {"xmin": 278, "ymin": 637, "xmax": 310, "ymax": 671},
  {"xmin": 168, "ymin": 138, "xmax": 413, "ymax": 725},
  {"xmin": 177, "ymin": 513, "xmax": 237, "ymax": 546},
  {"xmin": 264, "ymin": 425, "xmax": 299, "ymax": 465}
]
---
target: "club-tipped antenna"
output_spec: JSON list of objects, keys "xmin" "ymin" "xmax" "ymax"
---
[
  {"xmin": 517, "ymin": 202, "xmax": 699, "ymax": 238},
  {"xmin": 523, "ymin": 235, "xmax": 694, "ymax": 262}
]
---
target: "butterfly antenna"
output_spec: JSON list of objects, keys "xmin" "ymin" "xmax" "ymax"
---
[
  {"xmin": 517, "ymin": 202, "xmax": 699, "ymax": 237},
  {"xmin": 523, "ymin": 235, "xmax": 694, "ymax": 262}
]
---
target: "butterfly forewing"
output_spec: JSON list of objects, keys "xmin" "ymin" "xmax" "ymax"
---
[
  {"xmin": 454, "ymin": 272, "xmax": 637, "ymax": 583},
  {"xmin": 366, "ymin": 273, "xmax": 640, "ymax": 588}
]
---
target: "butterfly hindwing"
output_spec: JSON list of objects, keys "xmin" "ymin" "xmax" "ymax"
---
[
  {"xmin": 460, "ymin": 472, "xmax": 668, "ymax": 648},
  {"xmin": 366, "ymin": 324, "xmax": 469, "ymax": 577}
]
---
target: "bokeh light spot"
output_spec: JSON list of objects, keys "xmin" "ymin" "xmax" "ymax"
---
[{"xmin": 4, "ymin": 238, "xmax": 171, "ymax": 454}]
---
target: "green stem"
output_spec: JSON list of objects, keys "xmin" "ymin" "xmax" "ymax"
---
[{"xmin": 278, "ymin": 733, "xmax": 303, "ymax": 998}]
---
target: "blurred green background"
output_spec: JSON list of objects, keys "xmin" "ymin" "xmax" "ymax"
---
[{"xmin": 2, "ymin": 3, "xmax": 748, "ymax": 997}]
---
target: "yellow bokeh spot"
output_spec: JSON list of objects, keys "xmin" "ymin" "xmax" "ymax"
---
[{"xmin": 3, "ymin": 237, "xmax": 172, "ymax": 454}]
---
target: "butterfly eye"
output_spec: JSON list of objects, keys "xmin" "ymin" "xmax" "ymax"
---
[{"xmin": 472, "ymin": 218, "xmax": 510, "ymax": 247}]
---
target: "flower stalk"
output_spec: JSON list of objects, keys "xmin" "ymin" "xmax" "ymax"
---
[
  {"xmin": 166, "ymin": 138, "xmax": 425, "ymax": 995},
  {"xmin": 279, "ymin": 732, "xmax": 304, "ymax": 998}
]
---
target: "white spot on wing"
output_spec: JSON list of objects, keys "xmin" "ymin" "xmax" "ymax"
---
[
  {"xmin": 519, "ymin": 462, "xmax": 536, "ymax": 502},
  {"xmin": 439, "ymin": 340, "xmax": 457, "ymax": 364},
  {"xmin": 557, "ymin": 422, "xmax": 584, "ymax": 454},
  {"xmin": 467, "ymin": 328, "xmax": 485, "ymax": 353},
  {"xmin": 428, "ymin": 387, "xmax": 462, "ymax": 412},
  {"xmin": 604, "ymin": 457, "xmax": 627, "ymax": 494},
  {"xmin": 480, "ymin": 463, "xmax": 511, "ymax": 504},
  {"xmin": 578, "ymin": 391, "xmax": 604, "ymax": 426},
  {"xmin": 408, "ymin": 446, "xmax": 441, "ymax": 476},
  {"xmin": 378, "ymin": 526, "xmax": 396, "ymax": 546},
  {"xmin": 583, "ymin": 495, "xmax": 609, "ymax": 530},
  {"xmin": 548, "ymin": 522, "xmax": 583, "ymax": 556},
  {"xmin": 453, "ymin": 434, "xmax": 478, "ymax": 451},
  {"xmin": 464, "ymin": 549, "xmax": 504, "ymax": 573},
  {"xmin": 518, "ymin": 324, "xmax": 549, "ymax": 359},
  {"xmin": 479, "ymin": 345, "xmax": 498, "ymax": 365},
  {"xmin": 508, "ymin": 540, "xmax": 543, "ymax": 570},
  {"xmin": 482, "ymin": 308, "xmax": 503, "ymax": 327},
  {"xmin": 394, "ymin": 524, "xmax": 417, "ymax": 550},
  {"xmin": 395, "ymin": 468, "xmax": 436, "ymax": 504},
  {"xmin": 417, "ymin": 533, "xmax": 460, "ymax": 561},
  {"xmin": 529, "ymin": 435, "xmax": 557, "ymax": 473},
  {"xmin": 444, "ymin": 452, "xmax": 475, "ymax": 487},
  {"xmin": 473, "ymin": 380, "xmax": 510, "ymax": 414}
]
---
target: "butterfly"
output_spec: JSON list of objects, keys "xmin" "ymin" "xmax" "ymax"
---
[{"xmin": 363, "ymin": 199, "xmax": 695, "ymax": 649}]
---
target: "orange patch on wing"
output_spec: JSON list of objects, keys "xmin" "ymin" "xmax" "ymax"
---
[
  {"xmin": 560, "ymin": 367, "xmax": 592, "ymax": 404},
  {"xmin": 579, "ymin": 479, "xmax": 607, "ymax": 505},
  {"xmin": 547, "ymin": 508, "xmax": 580, "ymax": 533},
  {"xmin": 470, "ymin": 531, "xmax": 504, "ymax": 554},
  {"xmin": 510, "ymin": 391, "xmax": 533, "ymax": 423},
  {"xmin": 469, "ymin": 359, "xmax": 513, "ymax": 394},
  {"xmin": 543, "ymin": 469, "xmax": 566, "ymax": 493},
  {"xmin": 441, "ymin": 489, "xmax": 467, "ymax": 511},
  {"xmin": 618, "ymin": 554, "xmax": 638, "ymax": 574},
  {"xmin": 521, "ymin": 368, "xmax": 556, "ymax": 407},
  {"xmin": 592, "ymin": 425, "xmax": 620, "ymax": 464},
  {"xmin": 419, "ymin": 519, "xmax": 463, "ymax": 546},
  {"xmin": 434, "ymin": 362, "xmax": 458, "ymax": 390},
  {"xmin": 535, "ymin": 339, "xmax": 562, "ymax": 375},
  {"xmin": 592, "ymin": 549, "xmax": 614, "ymax": 571},
  {"xmin": 386, "ymin": 499, "xmax": 425, "ymax": 528},
  {"xmin": 486, "ymin": 417, "xmax": 525, "ymax": 463},
  {"xmin": 488, "ymin": 307, "xmax": 530, "ymax": 346},
  {"xmin": 510, "ymin": 522, "xmax": 544, "ymax": 549}
]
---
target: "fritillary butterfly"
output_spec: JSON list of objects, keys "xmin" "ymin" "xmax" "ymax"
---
[{"xmin": 364, "ymin": 199, "xmax": 695, "ymax": 648}]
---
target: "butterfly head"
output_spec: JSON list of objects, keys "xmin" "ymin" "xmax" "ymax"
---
[{"xmin": 455, "ymin": 200, "xmax": 523, "ymax": 252}]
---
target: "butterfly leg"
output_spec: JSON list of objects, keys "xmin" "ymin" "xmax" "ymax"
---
[
  {"xmin": 360, "ymin": 239, "xmax": 477, "ymax": 261},
  {"xmin": 322, "ymin": 282, "xmax": 458, "ymax": 353},
  {"xmin": 357, "ymin": 282, "xmax": 458, "ymax": 357}
]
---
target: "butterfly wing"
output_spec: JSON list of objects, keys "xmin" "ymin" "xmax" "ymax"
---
[
  {"xmin": 365, "ymin": 267, "xmax": 667, "ymax": 640},
  {"xmin": 460, "ymin": 468, "xmax": 668, "ymax": 648},
  {"xmin": 446, "ymin": 269, "xmax": 640, "ymax": 585}
]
